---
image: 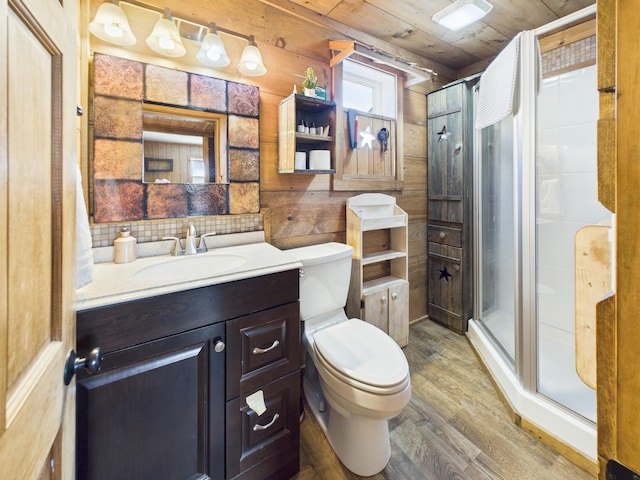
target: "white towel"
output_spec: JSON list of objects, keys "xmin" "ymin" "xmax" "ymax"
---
[
  {"xmin": 476, "ymin": 33, "xmax": 521, "ymax": 129},
  {"xmin": 75, "ymin": 163, "xmax": 95, "ymax": 289}
]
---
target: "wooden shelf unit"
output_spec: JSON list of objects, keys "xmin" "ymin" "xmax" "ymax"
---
[
  {"xmin": 278, "ymin": 93, "xmax": 336, "ymax": 173},
  {"xmin": 346, "ymin": 193, "xmax": 409, "ymax": 347}
]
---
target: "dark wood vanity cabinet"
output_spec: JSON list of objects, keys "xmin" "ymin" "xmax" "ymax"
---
[
  {"xmin": 76, "ymin": 270, "xmax": 301, "ymax": 480},
  {"xmin": 427, "ymin": 78, "xmax": 477, "ymax": 333}
]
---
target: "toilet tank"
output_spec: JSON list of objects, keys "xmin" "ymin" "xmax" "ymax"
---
[{"xmin": 286, "ymin": 242, "xmax": 354, "ymax": 321}]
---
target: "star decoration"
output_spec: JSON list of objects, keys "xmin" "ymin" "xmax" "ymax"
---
[
  {"xmin": 359, "ymin": 126, "xmax": 375, "ymax": 149},
  {"xmin": 439, "ymin": 267, "xmax": 452, "ymax": 283},
  {"xmin": 437, "ymin": 125, "xmax": 451, "ymax": 142}
]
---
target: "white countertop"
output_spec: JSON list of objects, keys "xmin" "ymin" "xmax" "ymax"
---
[{"xmin": 76, "ymin": 241, "xmax": 302, "ymax": 312}]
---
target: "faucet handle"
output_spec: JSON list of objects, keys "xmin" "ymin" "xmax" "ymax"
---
[
  {"xmin": 162, "ymin": 236, "xmax": 183, "ymax": 256},
  {"xmin": 198, "ymin": 232, "xmax": 217, "ymax": 252}
]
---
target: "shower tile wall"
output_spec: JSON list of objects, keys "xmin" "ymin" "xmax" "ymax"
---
[{"xmin": 536, "ymin": 65, "xmax": 605, "ymax": 422}]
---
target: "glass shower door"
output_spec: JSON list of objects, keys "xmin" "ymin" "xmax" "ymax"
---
[{"xmin": 478, "ymin": 115, "xmax": 516, "ymax": 364}]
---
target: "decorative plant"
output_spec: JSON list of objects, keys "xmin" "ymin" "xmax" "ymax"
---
[{"xmin": 302, "ymin": 67, "xmax": 318, "ymax": 90}]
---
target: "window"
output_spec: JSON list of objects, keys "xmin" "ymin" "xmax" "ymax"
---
[
  {"xmin": 343, "ymin": 59, "xmax": 397, "ymax": 118},
  {"xmin": 333, "ymin": 55, "xmax": 404, "ymax": 191}
]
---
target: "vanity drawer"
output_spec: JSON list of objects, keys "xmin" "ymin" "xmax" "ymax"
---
[
  {"xmin": 226, "ymin": 302, "xmax": 301, "ymax": 400},
  {"xmin": 226, "ymin": 371, "xmax": 300, "ymax": 480},
  {"xmin": 428, "ymin": 225, "xmax": 462, "ymax": 247}
]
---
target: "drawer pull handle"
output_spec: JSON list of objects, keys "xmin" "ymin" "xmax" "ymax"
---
[
  {"xmin": 253, "ymin": 413, "xmax": 280, "ymax": 431},
  {"xmin": 252, "ymin": 340, "xmax": 280, "ymax": 355},
  {"xmin": 439, "ymin": 232, "xmax": 446, "ymax": 239}
]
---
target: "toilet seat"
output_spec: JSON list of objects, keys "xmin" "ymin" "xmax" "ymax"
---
[{"xmin": 312, "ymin": 319, "xmax": 409, "ymax": 395}]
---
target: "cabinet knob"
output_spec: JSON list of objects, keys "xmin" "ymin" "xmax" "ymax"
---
[
  {"xmin": 454, "ymin": 264, "xmax": 460, "ymax": 271},
  {"xmin": 381, "ymin": 296, "xmax": 387, "ymax": 304},
  {"xmin": 439, "ymin": 232, "xmax": 446, "ymax": 239},
  {"xmin": 391, "ymin": 292, "xmax": 398, "ymax": 300},
  {"xmin": 214, "ymin": 339, "xmax": 226, "ymax": 353},
  {"xmin": 63, "ymin": 347, "xmax": 102, "ymax": 385}
]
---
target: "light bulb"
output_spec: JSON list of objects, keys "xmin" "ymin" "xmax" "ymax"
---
[
  {"xmin": 158, "ymin": 36, "xmax": 175, "ymax": 50},
  {"xmin": 207, "ymin": 49, "xmax": 221, "ymax": 61},
  {"xmin": 244, "ymin": 62, "xmax": 257, "ymax": 71},
  {"xmin": 104, "ymin": 23, "xmax": 123, "ymax": 38}
]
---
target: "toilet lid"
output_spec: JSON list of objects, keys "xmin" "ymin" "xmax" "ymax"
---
[{"xmin": 313, "ymin": 319, "xmax": 409, "ymax": 388}]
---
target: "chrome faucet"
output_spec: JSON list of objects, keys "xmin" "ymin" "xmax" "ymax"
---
[
  {"xmin": 185, "ymin": 224, "xmax": 198, "ymax": 255},
  {"xmin": 163, "ymin": 224, "xmax": 216, "ymax": 256}
]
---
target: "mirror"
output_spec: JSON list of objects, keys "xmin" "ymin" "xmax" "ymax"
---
[
  {"xmin": 142, "ymin": 104, "xmax": 228, "ymax": 184},
  {"xmin": 91, "ymin": 53, "xmax": 260, "ymax": 223}
]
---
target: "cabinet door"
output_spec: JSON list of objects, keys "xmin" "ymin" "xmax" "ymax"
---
[
  {"xmin": 226, "ymin": 371, "xmax": 301, "ymax": 480},
  {"xmin": 363, "ymin": 288, "xmax": 389, "ymax": 333},
  {"xmin": 388, "ymin": 282, "xmax": 409, "ymax": 347},
  {"xmin": 428, "ymin": 255, "xmax": 464, "ymax": 332},
  {"xmin": 76, "ymin": 323, "xmax": 225, "ymax": 480},
  {"xmin": 427, "ymin": 85, "xmax": 465, "ymax": 224}
]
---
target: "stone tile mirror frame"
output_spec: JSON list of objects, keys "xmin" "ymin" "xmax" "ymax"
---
[{"xmin": 91, "ymin": 53, "xmax": 260, "ymax": 223}]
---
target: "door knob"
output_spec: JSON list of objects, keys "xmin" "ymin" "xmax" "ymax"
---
[{"xmin": 63, "ymin": 347, "xmax": 102, "ymax": 385}]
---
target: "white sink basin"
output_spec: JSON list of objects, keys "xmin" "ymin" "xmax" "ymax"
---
[{"xmin": 134, "ymin": 253, "xmax": 247, "ymax": 282}]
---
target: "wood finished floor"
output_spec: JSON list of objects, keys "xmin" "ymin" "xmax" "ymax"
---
[{"xmin": 293, "ymin": 320, "xmax": 595, "ymax": 480}]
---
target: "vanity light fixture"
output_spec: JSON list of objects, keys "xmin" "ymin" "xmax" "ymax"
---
[
  {"xmin": 237, "ymin": 36, "xmax": 267, "ymax": 76},
  {"xmin": 89, "ymin": 0, "xmax": 267, "ymax": 76},
  {"xmin": 145, "ymin": 9, "xmax": 186, "ymax": 57},
  {"xmin": 432, "ymin": 0, "xmax": 493, "ymax": 31},
  {"xmin": 196, "ymin": 24, "xmax": 230, "ymax": 68},
  {"xmin": 88, "ymin": 1, "xmax": 136, "ymax": 46}
]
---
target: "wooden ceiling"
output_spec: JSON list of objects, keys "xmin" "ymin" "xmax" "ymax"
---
[{"xmin": 260, "ymin": 0, "xmax": 596, "ymax": 80}]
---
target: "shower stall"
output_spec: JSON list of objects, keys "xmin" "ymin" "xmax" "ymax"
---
[{"xmin": 467, "ymin": 5, "xmax": 605, "ymax": 462}]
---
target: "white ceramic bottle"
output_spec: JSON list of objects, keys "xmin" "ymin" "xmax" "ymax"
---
[{"xmin": 113, "ymin": 227, "xmax": 136, "ymax": 264}]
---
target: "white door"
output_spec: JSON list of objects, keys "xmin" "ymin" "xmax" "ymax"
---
[{"xmin": 0, "ymin": 0, "xmax": 78, "ymax": 476}]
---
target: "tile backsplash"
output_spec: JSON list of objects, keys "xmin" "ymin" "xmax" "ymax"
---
[{"xmin": 90, "ymin": 214, "xmax": 263, "ymax": 247}]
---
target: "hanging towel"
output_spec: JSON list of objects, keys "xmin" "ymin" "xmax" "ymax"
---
[
  {"xmin": 476, "ymin": 33, "xmax": 521, "ymax": 129},
  {"xmin": 75, "ymin": 163, "xmax": 95, "ymax": 289}
]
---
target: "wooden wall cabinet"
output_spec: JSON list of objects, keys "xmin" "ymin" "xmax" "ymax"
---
[
  {"xmin": 76, "ymin": 270, "xmax": 301, "ymax": 480},
  {"xmin": 278, "ymin": 93, "xmax": 336, "ymax": 173},
  {"xmin": 426, "ymin": 78, "xmax": 476, "ymax": 333},
  {"xmin": 346, "ymin": 193, "xmax": 409, "ymax": 347}
]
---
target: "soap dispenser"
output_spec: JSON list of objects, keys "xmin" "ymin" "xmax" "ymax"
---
[{"xmin": 114, "ymin": 227, "xmax": 136, "ymax": 264}]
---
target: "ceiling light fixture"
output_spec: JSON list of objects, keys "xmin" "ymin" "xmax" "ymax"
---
[
  {"xmin": 432, "ymin": 0, "xmax": 493, "ymax": 31},
  {"xmin": 88, "ymin": 1, "xmax": 136, "ymax": 46},
  {"xmin": 89, "ymin": 1, "xmax": 267, "ymax": 76}
]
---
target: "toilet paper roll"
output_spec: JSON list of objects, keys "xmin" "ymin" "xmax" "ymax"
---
[
  {"xmin": 295, "ymin": 152, "xmax": 306, "ymax": 170},
  {"xmin": 309, "ymin": 150, "xmax": 330, "ymax": 170}
]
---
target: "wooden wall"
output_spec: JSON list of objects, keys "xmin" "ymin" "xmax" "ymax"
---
[{"xmin": 85, "ymin": 0, "xmax": 452, "ymax": 324}]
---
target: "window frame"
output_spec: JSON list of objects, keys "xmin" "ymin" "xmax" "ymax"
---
[{"xmin": 332, "ymin": 54, "xmax": 404, "ymax": 191}]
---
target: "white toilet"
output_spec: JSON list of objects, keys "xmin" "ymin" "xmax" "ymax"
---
[{"xmin": 287, "ymin": 242, "xmax": 411, "ymax": 477}]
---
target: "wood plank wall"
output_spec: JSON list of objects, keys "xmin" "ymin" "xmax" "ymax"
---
[
  {"xmin": 86, "ymin": 0, "xmax": 602, "ymax": 329},
  {"xmin": 85, "ymin": 0, "xmax": 453, "ymax": 324},
  {"xmin": 253, "ymin": 42, "xmax": 439, "ymax": 326}
]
